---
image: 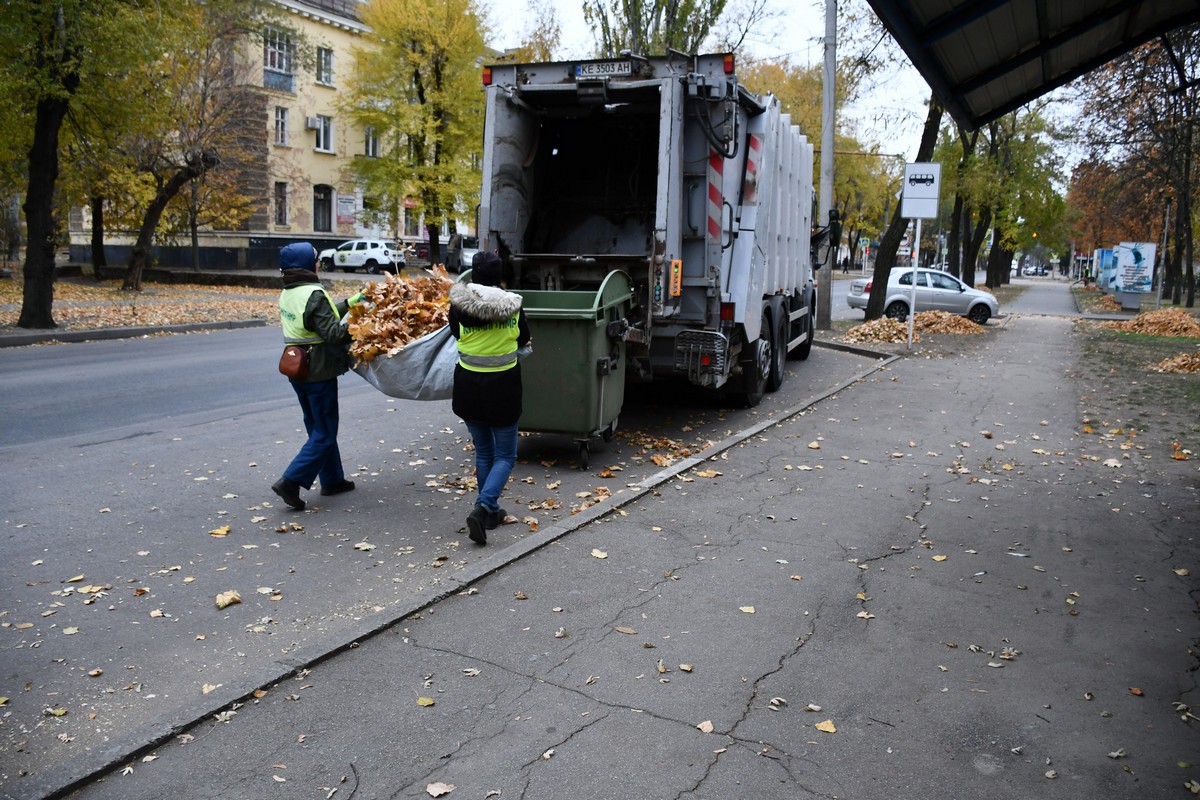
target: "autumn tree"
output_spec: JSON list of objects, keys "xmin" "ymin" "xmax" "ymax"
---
[
  {"xmin": 117, "ymin": 0, "xmax": 270, "ymax": 290},
  {"xmin": 0, "ymin": 0, "xmax": 175, "ymax": 328},
  {"xmin": 346, "ymin": 0, "xmax": 488, "ymax": 266},
  {"xmin": 584, "ymin": 0, "xmax": 727, "ymax": 56},
  {"xmin": 1072, "ymin": 27, "xmax": 1198, "ymax": 306},
  {"xmin": 493, "ymin": 0, "xmax": 562, "ymax": 62}
]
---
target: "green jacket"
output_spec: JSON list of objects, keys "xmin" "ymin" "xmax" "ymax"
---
[{"xmin": 278, "ymin": 270, "xmax": 352, "ymax": 382}]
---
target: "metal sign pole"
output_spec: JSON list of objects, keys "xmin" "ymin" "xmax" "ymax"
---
[{"xmin": 908, "ymin": 217, "xmax": 920, "ymax": 348}]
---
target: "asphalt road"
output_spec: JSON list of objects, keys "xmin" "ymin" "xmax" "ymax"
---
[
  {"xmin": 0, "ymin": 325, "xmax": 885, "ymax": 799},
  {"xmin": 34, "ymin": 307, "xmax": 1198, "ymax": 800}
]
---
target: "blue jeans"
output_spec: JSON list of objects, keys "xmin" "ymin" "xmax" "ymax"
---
[
  {"xmin": 464, "ymin": 419, "xmax": 518, "ymax": 513},
  {"xmin": 283, "ymin": 378, "xmax": 344, "ymax": 490}
]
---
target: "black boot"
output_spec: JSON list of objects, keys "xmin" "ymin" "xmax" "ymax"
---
[
  {"xmin": 271, "ymin": 477, "xmax": 305, "ymax": 510},
  {"xmin": 486, "ymin": 508, "xmax": 508, "ymax": 530},
  {"xmin": 466, "ymin": 505, "xmax": 488, "ymax": 545}
]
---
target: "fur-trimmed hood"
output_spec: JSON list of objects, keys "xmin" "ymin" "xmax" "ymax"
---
[{"xmin": 449, "ymin": 281, "xmax": 523, "ymax": 322}]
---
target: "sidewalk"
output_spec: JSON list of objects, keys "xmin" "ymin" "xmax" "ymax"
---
[{"xmin": 50, "ymin": 315, "xmax": 1200, "ymax": 800}]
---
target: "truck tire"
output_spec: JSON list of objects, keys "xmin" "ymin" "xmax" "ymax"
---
[
  {"xmin": 733, "ymin": 333, "xmax": 769, "ymax": 408},
  {"xmin": 767, "ymin": 301, "xmax": 787, "ymax": 392},
  {"xmin": 366, "ymin": 260, "xmax": 380, "ymax": 275}
]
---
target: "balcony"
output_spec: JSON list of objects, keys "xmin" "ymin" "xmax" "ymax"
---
[{"xmin": 263, "ymin": 69, "xmax": 294, "ymax": 93}]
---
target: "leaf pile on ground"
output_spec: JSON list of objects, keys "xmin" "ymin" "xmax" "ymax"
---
[
  {"xmin": 843, "ymin": 311, "xmax": 985, "ymax": 344},
  {"xmin": 0, "ymin": 279, "xmax": 277, "ymax": 329},
  {"xmin": 842, "ymin": 317, "xmax": 915, "ymax": 344},
  {"xmin": 1150, "ymin": 350, "xmax": 1200, "ymax": 373},
  {"xmin": 1100, "ymin": 307, "xmax": 1200, "ymax": 337},
  {"xmin": 913, "ymin": 310, "xmax": 986, "ymax": 335},
  {"xmin": 346, "ymin": 268, "xmax": 453, "ymax": 363},
  {"xmin": 1095, "ymin": 293, "xmax": 1124, "ymax": 312}
]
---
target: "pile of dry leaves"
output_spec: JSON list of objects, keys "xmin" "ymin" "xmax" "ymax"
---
[
  {"xmin": 346, "ymin": 269, "xmax": 453, "ymax": 363},
  {"xmin": 843, "ymin": 311, "xmax": 985, "ymax": 344},
  {"xmin": 1101, "ymin": 307, "xmax": 1200, "ymax": 337},
  {"xmin": 1151, "ymin": 351, "xmax": 1200, "ymax": 374}
]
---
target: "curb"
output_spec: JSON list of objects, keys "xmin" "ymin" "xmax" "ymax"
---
[
  {"xmin": 33, "ymin": 342, "xmax": 894, "ymax": 800},
  {"xmin": 0, "ymin": 319, "xmax": 267, "ymax": 348}
]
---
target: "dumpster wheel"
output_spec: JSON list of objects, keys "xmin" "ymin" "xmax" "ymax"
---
[{"xmin": 576, "ymin": 441, "xmax": 590, "ymax": 470}]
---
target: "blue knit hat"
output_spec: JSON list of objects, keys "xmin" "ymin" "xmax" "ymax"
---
[{"xmin": 280, "ymin": 242, "xmax": 317, "ymax": 271}]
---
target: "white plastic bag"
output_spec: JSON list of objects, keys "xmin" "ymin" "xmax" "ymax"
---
[{"xmin": 352, "ymin": 324, "xmax": 457, "ymax": 401}]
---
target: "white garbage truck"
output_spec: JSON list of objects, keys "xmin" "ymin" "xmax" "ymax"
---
[{"xmin": 478, "ymin": 51, "xmax": 819, "ymax": 420}]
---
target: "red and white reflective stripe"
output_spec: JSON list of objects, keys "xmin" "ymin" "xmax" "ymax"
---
[
  {"xmin": 742, "ymin": 134, "xmax": 762, "ymax": 204},
  {"xmin": 707, "ymin": 149, "xmax": 723, "ymax": 241}
]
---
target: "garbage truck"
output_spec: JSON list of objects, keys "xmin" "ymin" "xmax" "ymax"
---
[{"xmin": 477, "ymin": 52, "xmax": 819, "ymax": 456}]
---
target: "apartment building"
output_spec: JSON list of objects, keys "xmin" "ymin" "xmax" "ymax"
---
[{"xmin": 69, "ymin": 0, "xmax": 426, "ymax": 271}]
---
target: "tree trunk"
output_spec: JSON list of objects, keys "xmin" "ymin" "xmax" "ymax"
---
[
  {"xmin": 90, "ymin": 196, "xmax": 106, "ymax": 281},
  {"xmin": 960, "ymin": 203, "xmax": 988, "ymax": 287},
  {"xmin": 866, "ymin": 96, "xmax": 943, "ymax": 319},
  {"xmin": 18, "ymin": 94, "xmax": 73, "ymax": 329},
  {"xmin": 123, "ymin": 166, "xmax": 203, "ymax": 291}
]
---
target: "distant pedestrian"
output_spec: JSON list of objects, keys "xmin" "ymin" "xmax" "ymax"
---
[
  {"xmin": 448, "ymin": 251, "xmax": 532, "ymax": 545},
  {"xmin": 272, "ymin": 242, "xmax": 366, "ymax": 511}
]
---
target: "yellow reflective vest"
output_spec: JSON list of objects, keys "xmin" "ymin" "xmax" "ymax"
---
[
  {"xmin": 280, "ymin": 284, "xmax": 338, "ymax": 345},
  {"xmin": 456, "ymin": 312, "xmax": 520, "ymax": 373}
]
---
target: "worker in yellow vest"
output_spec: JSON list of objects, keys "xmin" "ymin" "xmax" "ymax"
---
[
  {"xmin": 272, "ymin": 242, "xmax": 365, "ymax": 511},
  {"xmin": 448, "ymin": 251, "xmax": 531, "ymax": 544}
]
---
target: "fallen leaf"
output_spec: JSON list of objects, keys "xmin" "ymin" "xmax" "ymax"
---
[
  {"xmin": 739, "ymin": 606, "xmax": 756, "ymax": 614},
  {"xmin": 426, "ymin": 782, "xmax": 456, "ymax": 797},
  {"xmin": 807, "ymin": 441, "xmax": 821, "ymax": 450},
  {"xmin": 697, "ymin": 720, "xmax": 714, "ymax": 733},
  {"xmin": 591, "ymin": 548, "xmax": 608, "ymax": 559},
  {"xmin": 1174, "ymin": 568, "xmax": 1190, "ymax": 577},
  {"xmin": 417, "ymin": 697, "xmax": 435, "ymax": 707},
  {"xmin": 931, "ymin": 555, "xmax": 948, "ymax": 562},
  {"xmin": 614, "ymin": 626, "xmax": 637, "ymax": 635},
  {"xmin": 814, "ymin": 720, "xmax": 837, "ymax": 733},
  {"xmin": 209, "ymin": 525, "xmax": 231, "ymax": 537},
  {"xmin": 215, "ymin": 590, "xmax": 241, "ymax": 609},
  {"xmin": 1128, "ymin": 687, "xmax": 1144, "ymax": 697}
]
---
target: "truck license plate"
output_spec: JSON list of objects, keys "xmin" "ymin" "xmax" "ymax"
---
[{"xmin": 575, "ymin": 60, "xmax": 631, "ymax": 79}]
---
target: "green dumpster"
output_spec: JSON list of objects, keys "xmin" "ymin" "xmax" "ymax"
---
[{"xmin": 514, "ymin": 270, "xmax": 635, "ymax": 468}]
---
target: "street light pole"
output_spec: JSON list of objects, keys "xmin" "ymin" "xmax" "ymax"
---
[{"xmin": 816, "ymin": 0, "xmax": 836, "ymax": 330}]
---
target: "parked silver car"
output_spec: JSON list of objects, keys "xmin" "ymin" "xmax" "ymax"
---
[{"xmin": 846, "ymin": 267, "xmax": 999, "ymax": 324}]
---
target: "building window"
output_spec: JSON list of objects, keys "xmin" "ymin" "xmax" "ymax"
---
[
  {"xmin": 314, "ymin": 115, "xmax": 333, "ymax": 152},
  {"xmin": 364, "ymin": 126, "xmax": 380, "ymax": 158},
  {"xmin": 314, "ymin": 185, "xmax": 332, "ymax": 232},
  {"xmin": 263, "ymin": 27, "xmax": 295, "ymax": 92},
  {"xmin": 274, "ymin": 107, "xmax": 288, "ymax": 146},
  {"xmin": 316, "ymin": 47, "xmax": 334, "ymax": 85},
  {"xmin": 274, "ymin": 182, "xmax": 289, "ymax": 225}
]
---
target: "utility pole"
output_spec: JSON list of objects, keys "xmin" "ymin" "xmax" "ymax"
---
[{"xmin": 816, "ymin": 0, "xmax": 836, "ymax": 329}]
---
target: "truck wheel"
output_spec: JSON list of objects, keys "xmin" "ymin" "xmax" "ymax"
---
[
  {"xmin": 733, "ymin": 336, "xmax": 769, "ymax": 408},
  {"xmin": 767, "ymin": 309, "xmax": 787, "ymax": 392},
  {"xmin": 366, "ymin": 260, "xmax": 380, "ymax": 275}
]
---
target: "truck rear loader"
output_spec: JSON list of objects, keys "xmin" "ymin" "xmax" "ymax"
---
[{"xmin": 478, "ymin": 52, "xmax": 820, "ymax": 423}]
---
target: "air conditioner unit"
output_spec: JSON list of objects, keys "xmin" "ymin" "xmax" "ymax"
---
[{"xmin": 304, "ymin": 116, "xmax": 321, "ymax": 130}]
